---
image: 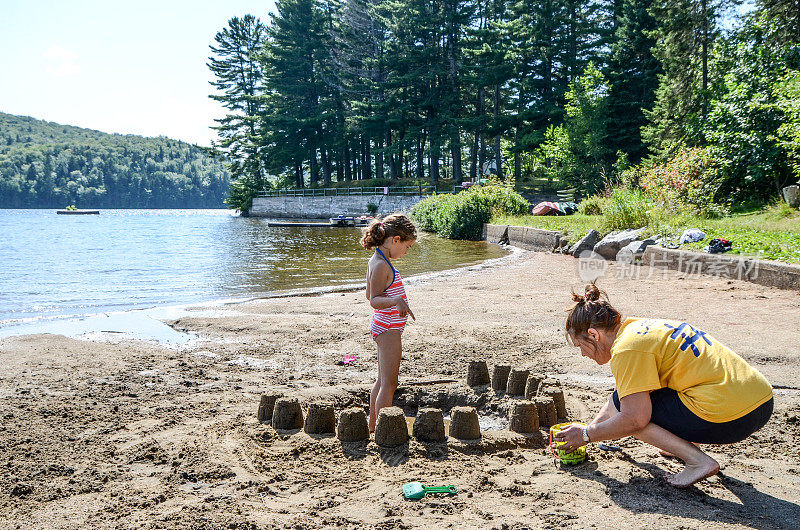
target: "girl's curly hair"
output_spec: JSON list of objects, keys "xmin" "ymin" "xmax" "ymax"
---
[{"xmin": 360, "ymin": 213, "xmax": 417, "ymax": 250}]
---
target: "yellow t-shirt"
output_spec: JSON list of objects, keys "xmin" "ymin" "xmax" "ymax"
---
[{"xmin": 610, "ymin": 318, "xmax": 773, "ymax": 422}]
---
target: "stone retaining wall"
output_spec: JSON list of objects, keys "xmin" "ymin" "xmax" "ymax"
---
[
  {"xmin": 642, "ymin": 247, "xmax": 800, "ymax": 291},
  {"xmin": 483, "ymin": 223, "xmax": 800, "ymax": 291},
  {"xmin": 251, "ymin": 195, "xmax": 423, "ymax": 218},
  {"xmin": 482, "ymin": 224, "xmax": 561, "ymax": 252}
]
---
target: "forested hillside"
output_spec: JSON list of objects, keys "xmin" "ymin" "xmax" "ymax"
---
[
  {"xmin": 209, "ymin": 0, "xmax": 800, "ymax": 213},
  {"xmin": 0, "ymin": 112, "xmax": 230, "ymax": 208}
]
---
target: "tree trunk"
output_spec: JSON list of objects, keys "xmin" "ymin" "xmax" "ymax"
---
[
  {"xmin": 376, "ymin": 138, "xmax": 384, "ymax": 180},
  {"xmin": 321, "ymin": 148, "xmax": 331, "ymax": 186},
  {"xmin": 494, "ymin": 85, "xmax": 501, "ymax": 178},
  {"xmin": 364, "ymin": 137, "xmax": 372, "ymax": 180},
  {"xmin": 398, "ymin": 139, "xmax": 405, "ymax": 180},
  {"xmin": 310, "ymin": 150, "xmax": 319, "ymax": 187},
  {"xmin": 295, "ymin": 163, "xmax": 303, "ymax": 188},
  {"xmin": 451, "ymin": 129, "xmax": 463, "ymax": 183},
  {"xmin": 430, "ymin": 139, "xmax": 440, "ymax": 186},
  {"xmin": 387, "ymin": 130, "xmax": 398, "ymax": 180},
  {"xmin": 416, "ymin": 135, "xmax": 425, "ymax": 180},
  {"xmin": 701, "ymin": 0, "xmax": 708, "ymax": 120},
  {"xmin": 478, "ymin": 88, "xmax": 486, "ymax": 177},
  {"xmin": 470, "ymin": 129, "xmax": 479, "ymax": 181},
  {"xmin": 344, "ymin": 139, "xmax": 352, "ymax": 182},
  {"xmin": 353, "ymin": 138, "xmax": 360, "ymax": 180}
]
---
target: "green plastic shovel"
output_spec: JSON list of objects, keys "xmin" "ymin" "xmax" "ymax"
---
[{"xmin": 402, "ymin": 482, "xmax": 458, "ymax": 500}]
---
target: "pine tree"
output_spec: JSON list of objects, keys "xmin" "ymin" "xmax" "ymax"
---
[
  {"xmin": 605, "ymin": 0, "xmax": 661, "ymax": 163},
  {"xmin": 262, "ymin": 0, "xmax": 334, "ymax": 188},
  {"xmin": 642, "ymin": 0, "xmax": 734, "ymax": 157},
  {"xmin": 208, "ymin": 15, "xmax": 268, "ymax": 201}
]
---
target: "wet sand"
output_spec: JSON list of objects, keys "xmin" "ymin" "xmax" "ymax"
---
[{"xmin": 1, "ymin": 251, "xmax": 799, "ymax": 529}]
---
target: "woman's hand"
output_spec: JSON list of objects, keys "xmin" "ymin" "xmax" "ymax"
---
[
  {"xmin": 553, "ymin": 424, "xmax": 586, "ymax": 452},
  {"xmin": 396, "ymin": 297, "xmax": 415, "ymax": 320}
]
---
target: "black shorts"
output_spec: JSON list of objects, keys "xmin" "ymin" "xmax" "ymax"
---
[{"xmin": 611, "ymin": 388, "xmax": 773, "ymax": 444}]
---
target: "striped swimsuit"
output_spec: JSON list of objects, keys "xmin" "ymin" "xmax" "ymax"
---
[{"xmin": 370, "ymin": 248, "xmax": 409, "ymax": 339}]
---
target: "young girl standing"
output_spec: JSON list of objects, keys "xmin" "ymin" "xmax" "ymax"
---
[{"xmin": 360, "ymin": 214, "xmax": 417, "ymax": 432}]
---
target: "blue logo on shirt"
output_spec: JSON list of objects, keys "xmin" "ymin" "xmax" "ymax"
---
[{"xmin": 664, "ymin": 322, "xmax": 712, "ymax": 357}]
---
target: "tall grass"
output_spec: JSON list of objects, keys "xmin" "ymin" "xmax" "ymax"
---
[
  {"xmin": 576, "ymin": 194, "xmax": 609, "ymax": 215},
  {"xmin": 601, "ymin": 188, "xmax": 658, "ymax": 231}
]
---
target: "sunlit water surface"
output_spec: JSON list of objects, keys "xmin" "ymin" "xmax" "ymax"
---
[{"xmin": 1, "ymin": 209, "xmax": 507, "ymax": 338}]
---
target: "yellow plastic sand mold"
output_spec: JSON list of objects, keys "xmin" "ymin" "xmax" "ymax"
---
[{"xmin": 549, "ymin": 422, "xmax": 588, "ymax": 465}]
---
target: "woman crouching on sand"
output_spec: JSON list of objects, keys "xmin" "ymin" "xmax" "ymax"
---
[{"xmin": 555, "ymin": 283, "xmax": 773, "ymax": 488}]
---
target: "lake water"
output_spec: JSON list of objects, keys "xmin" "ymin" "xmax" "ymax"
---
[{"xmin": 0, "ymin": 209, "xmax": 507, "ymax": 337}]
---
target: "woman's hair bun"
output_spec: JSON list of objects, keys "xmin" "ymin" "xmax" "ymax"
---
[
  {"xmin": 584, "ymin": 283, "xmax": 602, "ymax": 302},
  {"xmin": 565, "ymin": 282, "xmax": 620, "ymax": 336}
]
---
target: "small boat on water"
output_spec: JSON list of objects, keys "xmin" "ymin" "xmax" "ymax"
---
[
  {"xmin": 56, "ymin": 209, "xmax": 100, "ymax": 215},
  {"xmin": 329, "ymin": 215, "xmax": 373, "ymax": 227}
]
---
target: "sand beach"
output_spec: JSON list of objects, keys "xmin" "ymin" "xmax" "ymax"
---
[{"xmin": 1, "ymin": 250, "xmax": 799, "ymax": 529}]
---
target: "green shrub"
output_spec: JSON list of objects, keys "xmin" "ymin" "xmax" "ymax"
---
[
  {"xmin": 577, "ymin": 194, "xmax": 609, "ymax": 215},
  {"xmin": 409, "ymin": 194, "xmax": 443, "ymax": 232},
  {"xmin": 639, "ymin": 146, "xmax": 726, "ymax": 217},
  {"xmin": 411, "ymin": 185, "xmax": 529, "ymax": 240}
]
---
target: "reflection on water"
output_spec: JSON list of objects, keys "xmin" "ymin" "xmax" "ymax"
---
[
  {"xmin": 0, "ymin": 209, "xmax": 508, "ymax": 327},
  {"xmin": 223, "ymin": 219, "xmax": 508, "ymax": 293}
]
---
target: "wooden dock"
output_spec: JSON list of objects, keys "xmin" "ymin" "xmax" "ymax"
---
[
  {"xmin": 266, "ymin": 221, "xmax": 332, "ymax": 227},
  {"xmin": 268, "ymin": 217, "xmax": 372, "ymax": 228}
]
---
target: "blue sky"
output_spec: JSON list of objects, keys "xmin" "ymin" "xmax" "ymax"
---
[{"xmin": 0, "ymin": 0, "xmax": 276, "ymax": 146}]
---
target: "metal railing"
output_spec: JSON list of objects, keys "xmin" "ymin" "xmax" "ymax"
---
[
  {"xmin": 255, "ymin": 182, "xmax": 572, "ymax": 199},
  {"xmin": 257, "ymin": 185, "xmax": 455, "ymax": 198}
]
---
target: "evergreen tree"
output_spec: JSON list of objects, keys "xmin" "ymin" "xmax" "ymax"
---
[
  {"xmin": 605, "ymin": 0, "xmax": 661, "ymax": 163},
  {"xmin": 262, "ymin": 0, "xmax": 334, "ymax": 188},
  {"xmin": 642, "ymin": 0, "xmax": 735, "ymax": 157},
  {"xmin": 208, "ymin": 14, "xmax": 268, "ymax": 201}
]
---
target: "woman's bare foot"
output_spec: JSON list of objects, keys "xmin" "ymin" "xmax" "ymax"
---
[{"xmin": 665, "ymin": 457, "xmax": 720, "ymax": 488}]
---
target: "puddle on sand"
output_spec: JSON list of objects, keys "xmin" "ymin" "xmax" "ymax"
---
[{"xmin": 0, "ymin": 310, "xmax": 193, "ymax": 344}]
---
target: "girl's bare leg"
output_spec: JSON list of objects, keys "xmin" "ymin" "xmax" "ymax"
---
[
  {"xmin": 597, "ymin": 396, "xmax": 719, "ymax": 488},
  {"xmin": 368, "ymin": 330, "xmax": 402, "ymax": 432},
  {"xmin": 368, "ymin": 362, "xmax": 382, "ymax": 432}
]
